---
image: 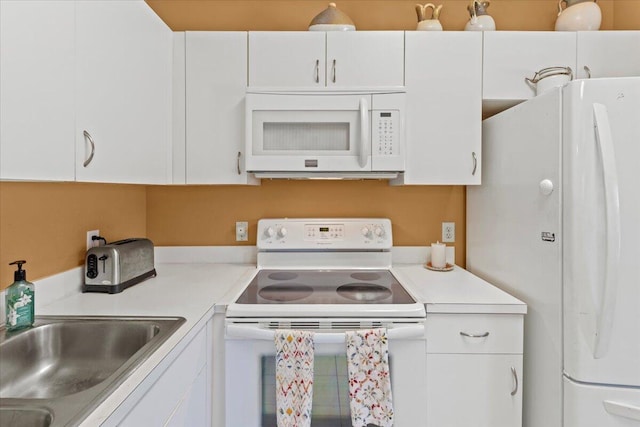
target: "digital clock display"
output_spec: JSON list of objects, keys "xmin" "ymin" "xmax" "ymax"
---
[{"xmin": 319, "ymin": 227, "xmax": 329, "ymax": 232}]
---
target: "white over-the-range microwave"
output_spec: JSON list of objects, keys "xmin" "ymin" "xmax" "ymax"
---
[{"xmin": 245, "ymin": 91, "xmax": 406, "ymax": 179}]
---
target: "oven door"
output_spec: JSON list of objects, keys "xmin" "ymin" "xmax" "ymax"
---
[{"xmin": 225, "ymin": 320, "xmax": 427, "ymax": 427}]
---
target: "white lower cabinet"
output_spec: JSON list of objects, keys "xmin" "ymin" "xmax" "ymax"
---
[
  {"xmin": 426, "ymin": 314, "xmax": 524, "ymax": 427},
  {"xmin": 116, "ymin": 320, "xmax": 212, "ymax": 426}
]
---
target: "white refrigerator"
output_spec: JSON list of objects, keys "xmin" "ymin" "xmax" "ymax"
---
[{"xmin": 467, "ymin": 77, "xmax": 640, "ymax": 427}]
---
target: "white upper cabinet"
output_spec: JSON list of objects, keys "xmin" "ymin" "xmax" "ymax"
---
[
  {"xmin": 248, "ymin": 31, "xmax": 404, "ymax": 88},
  {"xmin": 325, "ymin": 31, "xmax": 404, "ymax": 88},
  {"xmin": 248, "ymin": 32, "xmax": 326, "ymax": 88},
  {"xmin": 576, "ymin": 31, "xmax": 640, "ymax": 79},
  {"xmin": 395, "ymin": 32, "xmax": 482, "ymax": 185},
  {"xmin": 185, "ymin": 32, "xmax": 257, "ymax": 185},
  {"xmin": 483, "ymin": 31, "xmax": 577, "ymax": 102},
  {"xmin": 75, "ymin": 0, "xmax": 172, "ymax": 184},
  {"xmin": 0, "ymin": 1, "xmax": 75, "ymax": 181}
]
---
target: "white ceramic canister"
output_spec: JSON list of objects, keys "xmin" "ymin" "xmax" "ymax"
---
[
  {"xmin": 465, "ymin": 0, "xmax": 496, "ymax": 31},
  {"xmin": 555, "ymin": 0, "xmax": 601, "ymax": 31},
  {"xmin": 525, "ymin": 66, "xmax": 573, "ymax": 95}
]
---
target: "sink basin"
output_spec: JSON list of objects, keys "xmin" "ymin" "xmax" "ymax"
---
[
  {"xmin": 0, "ymin": 316, "xmax": 185, "ymax": 426},
  {"xmin": 0, "ymin": 407, "xmax": 52, "ymax": 427}
]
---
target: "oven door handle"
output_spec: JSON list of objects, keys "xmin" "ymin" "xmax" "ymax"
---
[{"xmin": 226, "ymin": 324, "xmax": 425, "ymax": 343}]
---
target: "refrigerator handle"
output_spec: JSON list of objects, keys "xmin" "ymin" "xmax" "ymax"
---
[
  {"xmin": 603, "ymin": 400, "xmax": 640, "ymax": 422},
  {"xmin": 592, "ymin": 103, "xmax": 621, "ymax": 359}
]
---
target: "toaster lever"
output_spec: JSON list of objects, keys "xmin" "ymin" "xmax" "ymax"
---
[{"xmin": 98, "ymin": 254, "xmax": 108, "ymax": 273}]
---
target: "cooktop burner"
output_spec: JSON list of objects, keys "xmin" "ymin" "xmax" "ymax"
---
[
  {"xmin": 235, "ymin": 269, "xmax": 415, "ymax": 305},
  {"xmin": 258, "ymin": 284, "xmax": 314, "ymax": 302},
  {"xmin": 337, "ymin": 283, "xmax": 392, "ymax": 302}
]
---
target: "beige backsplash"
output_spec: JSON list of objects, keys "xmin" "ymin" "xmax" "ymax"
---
[{"xmin": 1, "ymin": 0, "xmax": 638, "ymax": 288}]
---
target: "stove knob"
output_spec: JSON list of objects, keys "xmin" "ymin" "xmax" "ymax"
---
[
  {"xmin": 374, "ymin": 226, "xmax": 385, "ymax": 237},
  {"xmin": 278, "ymin": 227, "xmax": 288, "ymax": 238},
  {"xmin": 361, "ymin": 227, "xmax": 371, "ymax": 237},
  {"xmin": 265, "ymin": 227, "xmax": 275, "ymax": 238}
]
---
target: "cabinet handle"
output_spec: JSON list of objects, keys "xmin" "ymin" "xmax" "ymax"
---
[
  {"xmin": 83, "ymin": 130, "xmax": 95, "ymax": 167},
  {"xmin": 459, "ymin": 331, "xmax": 489, "ymax": 338},
  {"xmin": 511, "ymin": 366, "xmax": 519, "ymax": 396},
  {"xmin": 584, "ymin": 65, "xmax": 592, "ymax": 79},
  {"xmin": 332, "ymin": 59, "xmax": 336, "ymax": 83},
  {"xmin": 237, "ymin": 151, "xmax": 242, "ymax": 175},
  {"xmin": 315, "ymin": 59, "xmax": 320, "ymax": 84},
  {"xmin": 471, "ymin": 151, "xmax": 478, "ymax": 175}
]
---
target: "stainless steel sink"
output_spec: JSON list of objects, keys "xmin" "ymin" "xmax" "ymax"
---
[
  {"xmin": 0, "ymin": 316, "xmax": 185, "ymax": 426},
  {"xmin": 0, "ymin": 407, "xmax": 52, "ymax": 427}
]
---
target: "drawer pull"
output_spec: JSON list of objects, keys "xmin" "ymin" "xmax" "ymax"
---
[
  {"xmin": 460, "ymin": 331, "xmax": 489, "ymax": 338},
  {"xmin": 511, "ymin": 366, "xmax": 518, "ymax": 396}
]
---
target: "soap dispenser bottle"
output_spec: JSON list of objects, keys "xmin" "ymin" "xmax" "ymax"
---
[{"xmin": 5, "ymin": 260, "xmax": 35, "ymax": 331}]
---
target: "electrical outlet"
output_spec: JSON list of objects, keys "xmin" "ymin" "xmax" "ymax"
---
[
  {"xmin": 442, "ymin": 222, "xmax": 455, "ymax": 243},
  {"xmin": 236, "ymin": 221, "xmax": 248, "ymax": 242},
  {"xmin": 86, "ymin": 230, "xmax": 100, "ymax": 251}
]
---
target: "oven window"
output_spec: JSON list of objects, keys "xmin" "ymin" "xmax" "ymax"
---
[
  {"xmin": 262, "ymin": 355, "xmax": 352, "ymax": 427},
  {"xmin": 263, "ymin": 122, "xmax": 350, "ymax": 152}
]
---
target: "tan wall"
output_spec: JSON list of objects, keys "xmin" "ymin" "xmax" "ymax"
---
[
  {"xmin": 2, "ymin": 0, "xmax": 638, "ymax": 288},
  {"xmin": 614, "ymin": 1, "xmax": 640, "ymax": 30},
  {"xmin": 0, "ymin": 183, "xmax": 146, "ymax": 289},
  {"xmin": 146, "ymin": 181, "xmax": 465, "ymax": 249},
  {"xmin": 146, "ymin": 0, "xmax": 619, "ymax": 31}
]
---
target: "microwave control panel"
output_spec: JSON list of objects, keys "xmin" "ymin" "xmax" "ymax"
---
[{"xmin": 372, "ymin": 111, "xmax": 399, "ymax": 157}]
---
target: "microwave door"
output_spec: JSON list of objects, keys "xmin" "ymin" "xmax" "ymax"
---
[{"xmin": 246, "ymin": 94, "xmax": 372, "ymax": 172}]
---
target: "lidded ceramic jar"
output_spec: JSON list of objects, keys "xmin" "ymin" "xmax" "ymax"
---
[
  {"xmin": 555, "ymin": 0, "xmax": 601, "ymax": 31},
  {"xmin": 465, "ymin": 0, "xmax": 496, "ymax": 31},
  {"xmin": 308, "ymin": 3, "xmax": 356, "ymax": 31}
]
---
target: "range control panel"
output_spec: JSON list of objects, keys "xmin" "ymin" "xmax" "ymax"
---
[{"xmin": 257, "ymin": 218, "xmax": 392, "ymax": 251}]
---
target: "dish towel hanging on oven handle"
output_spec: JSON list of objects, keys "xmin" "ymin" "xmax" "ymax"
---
[
  {"xmin": 346, "ymin": 328, "xmax": 394, "ymax": 427},
  {"xmin": 274, "ymin": 329, "xmax": 315, "ymax": 427}
]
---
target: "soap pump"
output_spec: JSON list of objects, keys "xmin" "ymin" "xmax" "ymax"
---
[{"xmin": 5, "ymin": 260, "xmax": 35, "ymax": 331}]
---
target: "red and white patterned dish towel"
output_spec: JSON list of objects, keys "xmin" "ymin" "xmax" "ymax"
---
[
  {"xmin": 345, "ymin": 328, "xmax": 394, "ymax": 427},
  {"xmin": 274, "ymin": 330, "xmax": 315, "ymax": 427}
]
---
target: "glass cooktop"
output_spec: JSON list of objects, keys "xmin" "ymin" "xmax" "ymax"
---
[{"xmin": 235, "ymin": 269, "xmax": 416, "ymax": 305}]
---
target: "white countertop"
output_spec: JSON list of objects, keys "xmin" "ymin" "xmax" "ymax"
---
[
  {"xmin": 9, "ymin": 247, "xmax": 524, "ymax": 425},
  {"xmin": 35, "ymin": 262, "xmax": 255, "ymax": 427},
  {"xmin": 393, "ymin": 264, "xmax": 527, "ymax": 314}
]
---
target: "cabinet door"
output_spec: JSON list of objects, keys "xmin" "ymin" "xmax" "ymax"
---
[
  {"xmin": 397, "ymin": 32, "xmax": 481, "ymax": 185},
  {"xmin": 427, "ymin": 354, "xmax": 523, "ymax": 427},
  {"xmin": 0, "ymin": 1, "xmax": 75, "ymax": 181},
  {"xmin": 248, "ymin": 32, "xmax": 325, "ymax": 88},
  {"xmin": 483, "ymin": 32, "xmax": 576, "ymax": 101},
  {"xmin": 326, "ymin": 31, "xmax": 404, "ymax": 88},
  {"xmin": 75, "ymin": 0, "xmax": 172, "ymax": 184},
  {"xmin": 118, "ymin": 326, "xmax": 208, "ymax": 426},
  {"xmin": 186, "ymin": 32, "xmax": 257, "ymax": 184},
  {"xmin": 577, "ymin": 31, "xmax": 640, "ymax": 79}
]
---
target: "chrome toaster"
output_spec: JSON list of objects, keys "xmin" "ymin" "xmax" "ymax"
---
[{"xmin": 83, "ymin": 238, "xmax": 156, "ymax": 294}]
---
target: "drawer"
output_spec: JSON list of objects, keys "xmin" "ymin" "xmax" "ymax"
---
[{"xmin": 426, "ymin": 314, "xmax": 523, "ymax": 354}]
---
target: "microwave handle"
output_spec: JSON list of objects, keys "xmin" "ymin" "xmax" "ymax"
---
[
  {"xmin": 226, "ymin": 324, "xmax": 424, "ymax": 343},
  {"xmin": 359, "ymin": 97, "xmax": 369, "ymax": 168}
]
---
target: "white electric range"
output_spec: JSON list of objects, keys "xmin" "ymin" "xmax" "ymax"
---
[{"xmin": 224, "ymin": 218, "xmax": 427, "ymax": 427}]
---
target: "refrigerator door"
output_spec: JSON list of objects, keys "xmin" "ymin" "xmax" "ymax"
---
[
  {"xmin": 563, "ymin": 77, "xmax": 640, "ymax": 387},
  {"xmin": 467, "ymin": 89, "xmax": 563, "ymax": 427},
  {"xmin": 564, "ymin": 376, "xmax": 640, "ymax": 427}
]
